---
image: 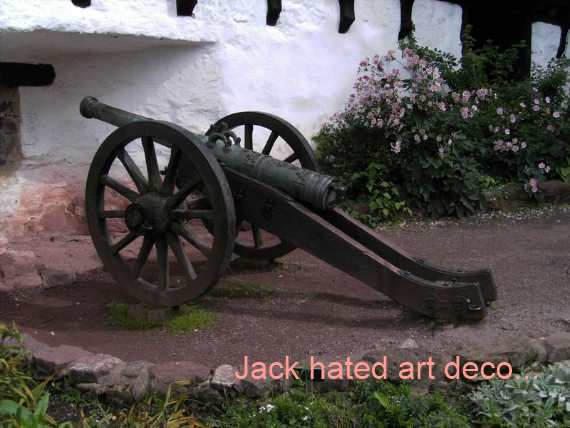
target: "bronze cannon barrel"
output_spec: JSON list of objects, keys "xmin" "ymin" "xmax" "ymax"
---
[{"xmin": 80, "ymin": 97, "xmax": 337, "ymax": 210}]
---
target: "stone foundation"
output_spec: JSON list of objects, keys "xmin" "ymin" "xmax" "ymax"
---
[{"xmin": 0, "ymin": 86, "xmax": 21, "ymax": 164}]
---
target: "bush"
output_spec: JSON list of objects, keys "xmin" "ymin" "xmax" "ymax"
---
[
  {"xmin": 470, "ymin": 363, "xmax": 570, "ymax": 427},
  {"xmin": 316, "ymin": 34, "xmax": 570, "ymax": 221}
]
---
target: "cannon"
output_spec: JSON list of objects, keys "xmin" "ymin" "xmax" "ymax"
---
[{"xmin": 80, "ymin": 97, "xmax": 497, "ymax": 321}]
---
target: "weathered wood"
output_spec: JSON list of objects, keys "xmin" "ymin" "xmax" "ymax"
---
[
  {"xmin": 0, "ymin": 63, "xmax": 55, "ymax": 87},
  {"xmin": 71, "ymin": 0, "xmax": 90, "ymax": 7},
  {"xmin": 266, "ymin": 0, "xmax": 282, "ymax": 26},
  {"xmin": 338, "ymin": 0, "xmax": 355, "ymax": 34},
  {"xmin": 399, "ymin": 0, "xmax": 415, "ymax": 40},
  {"xmin": 176, "ymin": 0, "xmax": 198, "ymax": 17}
]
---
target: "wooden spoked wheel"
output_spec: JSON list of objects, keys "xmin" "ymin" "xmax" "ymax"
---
[
  {"xmin": 209, "ymin": 112, "xmax": 319, "ymax": 261},
  {"xmin": 85, "ymin": 121, "xmax": 235, "ymax": 306}
]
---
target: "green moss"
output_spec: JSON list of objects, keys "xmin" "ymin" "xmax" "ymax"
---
[
  {"xmin": 104, "ymin": 302, "xmax": 162, "ymax": 330},
  {"xmin": 166, "ymin": 305, "xmax": 216, "ymax": 335},
  {"xmin": 105, "ymin": 302, "xmax": 217, "ymax": 335}
]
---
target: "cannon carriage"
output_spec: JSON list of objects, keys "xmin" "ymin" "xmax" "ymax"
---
[{"xmin": 80, "ymin": 97, "xmax": 497, "ymax": 321}]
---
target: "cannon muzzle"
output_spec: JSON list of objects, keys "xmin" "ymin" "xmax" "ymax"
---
[{"xmin": 80, "ymin": 97, "xmax": 337, "ymax": 210}]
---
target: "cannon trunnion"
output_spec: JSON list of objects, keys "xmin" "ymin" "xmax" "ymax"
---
[{"xmin": 81, "ymin": 97, "xmax": 497, "ymax": 321}]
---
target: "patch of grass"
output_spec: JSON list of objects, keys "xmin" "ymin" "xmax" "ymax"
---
[
  {"xmin": 208, "ymin": 280, "xmax": 280, "ymax": 299},
  {"xmin": 104, "ymin": 303, "xmax": 163, "ymax": 331},
  {"xmin": 166, "ymin": 305, "xmax": 216, "ymax": 335},
  {"xmin": 105, "ymin": 302, "xmax": 216, "ymax": 335}
]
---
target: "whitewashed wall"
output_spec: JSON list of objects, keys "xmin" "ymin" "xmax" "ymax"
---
[
  {"xmin": 0, "ymin": 0, "xmax": 565, "ymax": 232},
  {"xmin": 2, "ymin": 0, "xmax": 464, "ymax": 166}
]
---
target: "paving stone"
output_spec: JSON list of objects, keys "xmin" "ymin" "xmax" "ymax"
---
[
  {"xmin": 39, "ymin": 267, "xmax": 77, "ymax": 288},
  {"xmin": 456, "ymin": 336, "xmax": 541, "ymax": 371},
  {"xmin": 64, "ymin": 354, "xmax": 123, "ymax": 383},
  {"xmin": 362, "ymin": 348, "xmax": 450, "ymax": 383},
  {"xmin": 544, "ymin": 332, "xmax": 570, "ymax": 363},
  {"xmin": 122, "ymin": 360, "xmax": 153, "ymax": 378},
  {"xmin": 32, "ymin": 344, "xmax": 94, "ymax": 374},
  {"xmin": 149, "ymin": 361, "xmax": 209, "ymax": 394},
  {"xmin": 210, "ymin": 364, "xmax": 239, "ymax": 391},
  {"xmin": 399, "ymin": 338, "xmax": 419, "ymax": 349}
]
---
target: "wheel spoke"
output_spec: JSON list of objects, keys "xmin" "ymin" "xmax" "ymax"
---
[
  {"xmin": 117, "ymin": 149, "xmax": 148, "ymax": 194},
  {"xmin": 172, "ymin": 222, "xmax": 212, "ymax": 257},
  {"xmin": 262, "ymin": 131, "xmax": 279, "ymax": 155},
  {"xmin": 283, "ymin": 153, "xmax": 299, "ymax": 163},
  {"xmin": 160, "ymin": 147, "xmax": 182, "ymax": 196},
  {"xmin": 102, "ymin": 175, "xmax": 139, "ymax": 202},
  {"xmin": 167, "ymin": 232, "xmax": 198, "ymax": 281},
  {"xmin": 244, "ymin": 124, "xmax": 254, "ymax": 150},
  {"xmin": 132, "ymin": 235, "xmax": 155, "ymax": 279},
  {"xmin": 142, "ymin": 137, "xmax": 162, "ymax": 191},
  {"xmin": 167, "ymin": 176, "xmax": 203, "ymax": 209},
  {"xmin": 99, "ymin": 210, "xmax": 125, "ymax": 219},
  {"xmin": 252, "ymin": 225, "xmax": 263, "ymax": 248},
  {"xmin": 111, "ymin": 231, "xmax": 139, "ymax": 255},
  {"xmin": 156, "ymin": 237, "xmax": 170, "ymax": 289}
]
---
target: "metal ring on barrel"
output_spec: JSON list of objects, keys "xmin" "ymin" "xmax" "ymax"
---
[
  {"xmin": 207, "ymin": 111, "xmax": 319, "ymax": 261},
  {"xmin": 85, "ymin": 120, "xmax": 236, "ymax": 306}
]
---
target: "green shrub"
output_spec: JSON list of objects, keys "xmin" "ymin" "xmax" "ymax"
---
[
  {"xmin": 316, "ymin": 33, "xmax": 570, "ymax": 222},
  {"xmin": 209, "ymin": 381, "xmax": 470, "ymax": 428},
  {"xmin": 471, "ymin": 363, "xmax": 570, "ymax": 427}
]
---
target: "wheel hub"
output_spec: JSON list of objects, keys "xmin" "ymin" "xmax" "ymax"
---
[{"xmin": 125, "ymin": 194, "xmax": 170, "ymax": 233}]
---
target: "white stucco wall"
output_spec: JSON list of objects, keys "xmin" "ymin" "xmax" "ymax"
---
[
  {"xmin": 4, "ymin": 0, "xmax": 549, "ymax": 232},
  {"xmin": 532, "ymin": 22, "xmax": 562, "ymax": 68},
  {"xmin": 412, "ymin": 0, "xmax": 463, "ymax": 59},
  {"xmin": 3, "ymin": 0, "xmax": 465, "ymax": 166}
]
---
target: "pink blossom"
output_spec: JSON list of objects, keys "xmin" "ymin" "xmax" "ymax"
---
[
  {"xmin": 533, "ymin": 105, "xmax": 540, "ymax": 112},
  {"xmin": 460, "ymin": 107, "xmax": 470, "ymax": 119},
  {"xmin": 391, "ymin": 140, "xmax": 401, "ymax": 154},
  {"xmin": 528, "ymin": 178, "xmax": 539, "ymax": 193},
  {"xmin": 385, "ymin": 50, "xmax": 397, "ymax": 61},
  {"xmin": 496, "ymin": 107, "xmax": 504, "ymax": 115},
  {"xmin": 553, "ymin": 111, "xmax": 561, "ymax": 118},
  {"xmin": 538, "ymin": 162, "xmax": 546, "ymax": 170},
  {"xmin": 510, "ymin": 114, "xmax": 516, "ymax": 123}
]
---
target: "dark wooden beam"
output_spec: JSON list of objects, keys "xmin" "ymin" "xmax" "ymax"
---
[
  {"xmin": 177, "ymin": 0, "xmax": 198, "ymax": 17},
  {"xmin": 399, "ymin": 0, "xmax": 415, "ymax": 40},
  {"xmin": 71, "ymin": 0, "xmax": 91, "ymax": 7},
  {"xmin": 557, "ymin": 25, "xmax": 569, "ymax": 58},
  {"xmin": 338, "ymin": 0, "xmax": 355, "ymax": 33},
  {"xmin": 267, "ymin": 0, "xmax": 282, "ymax": 26},
  {"xmin": 0, "ymin": 63, "xmax": 55, "ymax": 87}
]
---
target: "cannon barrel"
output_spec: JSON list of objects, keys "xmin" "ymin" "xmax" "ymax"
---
[{"xmin": 80, "ymin": 97, "xmax": 337, "ymax": 210}]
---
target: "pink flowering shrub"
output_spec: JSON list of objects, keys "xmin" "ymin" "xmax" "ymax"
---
[
  {"xmin": 316, "ymin": 47, "xmax": 493, "ymax": 218},
  {"xmin": 316, "ymin": 40, "xmax": 570, "ymax": 220}
]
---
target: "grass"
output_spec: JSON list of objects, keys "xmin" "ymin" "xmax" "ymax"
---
[
  {"xmin": 166, "ymin": 305, "xmax": 216, "ymax": 335},
  {"xmin": 105, "ymin": 303, "xmax": 216, "ymax": 335},
  {"xmin": 105, "ymin": 303, "xmax": 163, "ymax": 330}
]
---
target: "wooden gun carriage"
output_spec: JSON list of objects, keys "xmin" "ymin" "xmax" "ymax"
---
[{"xmin": 80, "ymin": 97, "xmax": 497, "ymax": 321}]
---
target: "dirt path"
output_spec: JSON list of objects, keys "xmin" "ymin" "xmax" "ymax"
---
[{"xmin": 1, "ymin": 208, "xmax": 569, "ymax": 367}]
